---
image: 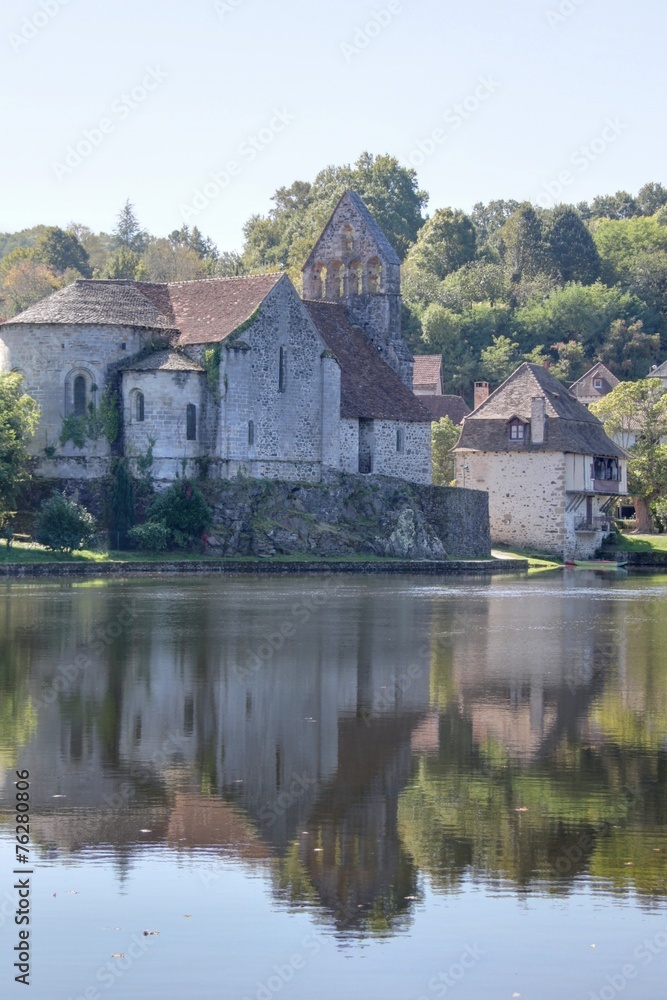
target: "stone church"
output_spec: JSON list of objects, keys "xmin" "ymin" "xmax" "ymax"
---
[{"xmin": 0, "ymin": 192, "xmax": 432, "ymax": 484}]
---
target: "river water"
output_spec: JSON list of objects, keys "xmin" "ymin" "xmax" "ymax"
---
[{"xmin": 0, "ymin": 572, "xmax": 666, "ymax": 1000}]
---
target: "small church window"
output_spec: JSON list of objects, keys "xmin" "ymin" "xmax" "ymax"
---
[
  {"xmin": 508, "ymin": 419, "xmax": 526, "ymax": 441},
  {"xmin": 278, "ymin": 347, "xmax": 287, "ymax": 392},
  {"xmin": 396, "ymin": 427, "xmax": 405, "ymax": 453},
  {"xmin": 347, "ymin": 259, "xmax": 363, "ymax": 295},
  {"xmin": 342, "ymin": 224, "xmax": 354, "ymax": 253},
  {"xmin": 135, "ymin": 391, "xmax": 145, "ymax": 422},
  {"xmin": 327, "ymin": 262, "xmax": 344, "ymax": 299},
  {"xmin": 186, "ymin": 403, "xmax": 197, "ymax": 441},
  {"xmin": 366, "ymin": 257, "xmax": 382, "ymax": 294},
  {"xmin": 312, "ymin": 263, "xmax": 326, "ymax": 299},
  {"xmin": 73, "ymin": 375, "xmax": 87, "ymax": 417},
  {"xmin": 248, "ymin": 420, "xmax": 255, "ymax": 446}
]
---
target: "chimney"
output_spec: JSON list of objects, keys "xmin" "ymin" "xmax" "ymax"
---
[
  {"xmin": 531, "ymin": 396, "xmax": 546, "ymax": 444},
  {"xmin": 543, "ymin": 359, "xmax": 550, "ymax": 370},
  {"xmin": 474, "ymin": 381, "xmax": 490, "ymax": 409}
]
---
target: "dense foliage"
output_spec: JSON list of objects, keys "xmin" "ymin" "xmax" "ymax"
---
[
  {"xmin": 145, "ymin": 478, "xmax": 212, "ymax": 548},
  {"xmin": 0, "ymin": 372, "xmax": 40, "ymax": 525},
  {"xmin": 35, "ymin": 493, "xmax": 96, "ymax": 552}
]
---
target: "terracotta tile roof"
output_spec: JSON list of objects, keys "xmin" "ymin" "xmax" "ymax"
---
[
  {"xmin": 121, "ymin": 350, "xmax": 205, "ymax": 373},
  {"xmin": 305, "ymin": 301, "xmax": 431, "ymax": 422},
  {"xmin": 413, "ymin": 354, "xmax": 443, "ymax": 391},
  {"xmin": 419, "ymin": 394, "xmax": 470, "ymax": 424},
  {"xmin": 2, "ymin": 275, "xmax": 284, "ymax": 346},
  {"xmin": 456, "ymin": 362, "xmax": 625, "ymax": 457},
  {"xmin": 170, "ymin": 274, "xmax": 283, "ymax": 345}
]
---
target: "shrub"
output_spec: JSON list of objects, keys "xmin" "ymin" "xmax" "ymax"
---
[
  {"xmin": 35, "ymin": 493, "xmax": 96, "ymax": 552},
  {"xmin": 146, "ymin": 478, "xmax": 211, "ymax": 547},
  {"xmin": 128, "ymin": 520, "xmax": 169, "ymax": 552}
]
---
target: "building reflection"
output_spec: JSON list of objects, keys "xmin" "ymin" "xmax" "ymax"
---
[{"xmin": 0, "ymin": 574, "xmax": 666, "ymax": 933}]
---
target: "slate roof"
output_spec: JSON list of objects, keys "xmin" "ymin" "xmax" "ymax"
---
[
  {"xmin": 303, "ymin": 190, "xmax": 401, "ymax": 271},
  {"xmin": 305, "ymin": 301, "xmax": 430, "ymax": 422},
  {"xmin": 569, "ymin": 362, "xmax": 619, "ymax": 403},
  {"xmin": 121, "ymin": 350, "xmax": 205, "ymax": 373},
  {"xmin": 413, "ymin": 354, "xmax": 443, "ymax": 392},
  {"xmin": 3, "ymin": 275, "xmax": 284, "ymax": 345},
  {"xmin": 455, "ymin": 362, "xmax": 625, "ymax": 457},
  {"xmin": 419, "ymin": 394, "xmax": 470, "ymax": 425},
  {"xmin": 648, "ymin": 359, "xmax": 667, "ymax": 379}
]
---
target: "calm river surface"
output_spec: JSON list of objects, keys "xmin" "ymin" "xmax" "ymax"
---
[{"xmin": 1, "ymin": 572, "xmax": 666, "ymax": 1000}]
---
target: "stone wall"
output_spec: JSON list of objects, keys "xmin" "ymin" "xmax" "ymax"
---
[
  {"xmin": 205, "ymin": 472, "xmax": 490, "ymax": 560},
  {"xmin": 219, "ymin": 280, "xmax": 329, "ymax": 480},
  {"xmin": 456, "ymin": 450, "xmax": 566, "ymax": 555}
]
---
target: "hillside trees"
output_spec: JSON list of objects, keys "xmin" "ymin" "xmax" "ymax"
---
[{"xmin": 0, "ymin": 372, "xmax": 40, "ymax": 525}]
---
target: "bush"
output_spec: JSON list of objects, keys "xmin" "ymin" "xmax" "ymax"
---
[
  {"xmin": 146, "ymin": 478, "xmax": 211, "ymax": 548},
  {"xmin": 35, "ymin": 493, "xmax": 96, "ymax": 552},
  {"xmin": 128, "ymin": 520, "xmax": 169, "ymax": 552}
]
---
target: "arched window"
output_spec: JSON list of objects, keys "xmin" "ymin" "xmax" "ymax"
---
[
  {"xmin": 342, "ymin": 224, "xmax": 354, "ymax": 253},
  {"xmin": 347, "ymin": 259, "xmax": 363, "ymax": 295},
  {"xmin": 366, "ymin": 257, "xmax": 382, "ymax": 294},
  {"xmin": 326, "ymin": 261, "xmax": 344, "ymax": 299},
  {"xmin": 312, "ymin": 263, "xmax": 326, "ymax": 299},
  {"xmin": 248, "ymin": 420, "xmax": 255, "ymax": 446},
  {"xmin": 73, "ymin": 375, "xmax": 87, "ymax": 417},
  {"xmin": 135, "ymin": 391, "xmax": 145, "ymax": 422},
  {"xmin": 186, "ymin": 404, "xmax": 197, "ymax": 441}
]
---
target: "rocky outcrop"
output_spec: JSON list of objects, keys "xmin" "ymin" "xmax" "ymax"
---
[{"xmin": 204, "ymin": 473, "xmax": 490, "ymax": 560}]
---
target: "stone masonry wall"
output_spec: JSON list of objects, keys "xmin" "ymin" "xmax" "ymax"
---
[{"xmin": 456, "ymin": 450, "xmax": 566, "ymax": 555}]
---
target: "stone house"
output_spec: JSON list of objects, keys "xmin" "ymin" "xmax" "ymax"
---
[
  {"xmin": 0, "ymin": 192, "xmax": 432, "ymax": 484},
  {"xmin": 412, "ymin": 353, "xmax": 470, "ymax": 424},
  {"xmin": 569, "ymin": 362, "xmax": 619, "ymax": 407},
  {"xmin": 453, "ymin": 362, "xmax": 628, "ymax": 560},
  {"xmin": 648, "ymin": 358, "xmax": 667, "ymax": 389}
]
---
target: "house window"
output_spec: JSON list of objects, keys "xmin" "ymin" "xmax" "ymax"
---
[
  {"xmin": 594, "ymin": 457, "xmax": 619, "ymax": 481},
  {"xmin": 396, "ymin": 427, "xmax": 405, "ymax": 453},
  {"xmin": 508, "ymin": 419, "xmax": 526, "ymax": 441},
  {"xmin": 593, "ymin": 379, "xmax": 603, "ymax": 389},
  {"xmin": 248, "ymin": 420, "xmax": 255, "ymax": 446},
  {"xmin": 186, "ymin": 404, "xmax": 197, "ymax": 441},
  {"xmin": 135, "ymin": 391, "xmax": 145, "ymax": 422},
  {"xmin": 278, "ymin": 346, "xmax": 287, "ymax": 392},
  {"xmin": 73, "ymin": 375, "xmax": 87, "ymax": 417}
]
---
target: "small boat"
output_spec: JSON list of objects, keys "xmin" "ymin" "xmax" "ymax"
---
[{"xmin": 566, "ymin": 558, "xmax": 628, "ymax": 570}]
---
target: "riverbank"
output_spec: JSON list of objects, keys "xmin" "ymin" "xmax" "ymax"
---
[{"xmin": 0, "ymin": 551, "xmax": 528, "ymax": 577}]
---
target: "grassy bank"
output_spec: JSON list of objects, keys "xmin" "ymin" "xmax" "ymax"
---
[
  {"xmin": 492, "ymin": 546, "xmax": 563, "ymax": 570},
  {"xmin": 613, "ymin": 534, "xmax": 667, "ymax": 553}
]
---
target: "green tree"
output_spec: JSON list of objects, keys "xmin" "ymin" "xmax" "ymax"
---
[
  {"xmin": 496, "ymin": 205, "xmax": 548, "ymax": 284},
  {"xmin": 439, "ymin": 260, "xmax": 508, "ymax": 309},
  {"xmin": 549, "ymin": 340, "xmax": 588, "ymax": 383},
  {"xmin": 419, "ymin": 304, "xmax": 476, "ymax": 394},
  {"xmin": 637, "ymin": 182, "xmax": 667, "ymax": 216},
  {"xmin": 0, "ymin": 258, "xmax": 60, "ymax": 317},
  {"xmin": 431, "ymin": 417, "xmax": 460, "ymax": 485},
  {"xmin": 108, "ymin": 460, "xmax": 135, "ymax": 549},
  {"xmin": 102, "ymin": 246, "xmax": 143, "ymax": 280},
  {"xmin": 33, "ymin": 226, "xmax": 92, "ymax": 277},
  {"xmin": 590, "ymin": 190, "xmax": 639, "ymax": 220},
  {"xmin": 35, "ymin": 493, "xmax": 96, "ymax": 552},
  {"xmin": 140, "ymin": 239, "xmax": 208, "ymax": 282},
  {"xmin": 470, "ymin": 199, "xmax": 521, "ymax": 243},
  {"xmin": 592, "ymin": 216, "xmax": 667, "ymax": 285},
  {"xmin": 597, "ymin": 319, "xmax": 661, "ymax": 379},
  {"xmin": 404, "ymin": 208, "xmax": 477, "ymax": 281},
  {"xmin": 112, "ymin": 199, "xmax": 148, "ymax": 254},
  {"xmin": 146, "ymin": 478, "xmax": 212, "ymax": 548},
  {"xmin": 543, "ymin": 206, "xmax": 600, "ymax": 284},
  {"xmin": 591, "ymin": 380, "xmax": 667, "ymax": 532},
  {"xmin": 0, "ymin": 373, "xmax": 39, "ymax": 525},
  {"xmin": 479, "ymin": 335, "xmax": 520, "ymax": 383}
]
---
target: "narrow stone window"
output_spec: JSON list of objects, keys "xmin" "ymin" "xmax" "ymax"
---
[
  {"xmin": 366, "ymin": 257, "xmax": 382, "ymax": 294},
  {"xmin": 135, "ymin": 391, "xmax": 145, "ymax": 422},
  {"xmin": 186, "ymin": 403, "xmax": 197, "ymax": 441},
  {"xmin": 278, "ymin": 347, "xmax": 287, "ymax": 393},
  {"xmin": 73, "ymin": 375, "xmax": 87, "ymax": 417},
  {"xmin": 396, "ymin": 427, "xmax": 405, "ymax": 453},
  {"xmin": 248, "ymin": 420, "xmax": 255, "ymax": 446},
  {"xmin": 347, "ymin": 259, "xmax": 363, "ymax": 295},
  {"xmin": 327, "ymin": 261, "xmax": 344, "ymax": 299},
  {"xmin": 342, "ymin": 224, "xmax": 354, "ymax": 253}
]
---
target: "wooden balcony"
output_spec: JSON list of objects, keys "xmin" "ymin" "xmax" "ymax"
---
[{"xmin": 592, "ymin": 478, "xmax": 622, "ymax": 494}]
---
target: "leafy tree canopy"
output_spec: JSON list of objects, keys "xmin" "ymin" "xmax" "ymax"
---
[{"xmin": 0, "ymin": 372, "xmax": 40, "ymax": 522}]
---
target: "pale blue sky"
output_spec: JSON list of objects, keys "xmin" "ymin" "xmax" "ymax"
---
[{"xmin": 1, "ymin": 0, "xmax": 664, "ymax": 250}]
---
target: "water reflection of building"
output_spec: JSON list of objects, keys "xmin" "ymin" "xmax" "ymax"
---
[{"xmin": 1, "ymin": 580, "xmax": 432, "ymax": 932}]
